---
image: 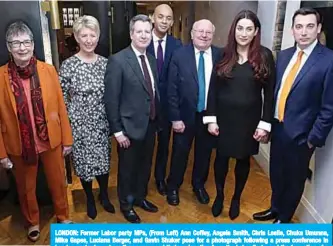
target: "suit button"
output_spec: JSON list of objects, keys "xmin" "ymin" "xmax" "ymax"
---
[{"xmin": 147, "ymin": 98, "xmax": 150, "ymax": 102}]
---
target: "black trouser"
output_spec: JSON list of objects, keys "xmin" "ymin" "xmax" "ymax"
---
[
  {"xmin": 154, "ymin": 118, "xmax": 172, "ymax": 182},
  {"xmin": 167, "ymin": 112, "xmax": 216, "ymax": 191},
  {"xmin": 117, "ymin": 120, "xmax": 156, "ymax": 209},
  {"xmin": 270, "ymin": 121, "xmax": 314, "ymax": 222}
]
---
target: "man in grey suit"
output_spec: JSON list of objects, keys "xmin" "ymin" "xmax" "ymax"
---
[{"xmin": 104, "ymin": 14, "xmax": 160, "ymax": 223}]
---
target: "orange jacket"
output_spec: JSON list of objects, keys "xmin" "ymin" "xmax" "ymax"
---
[{"xmin": 0, "ymin": 60, "xmax": 73, "ymax": 159}]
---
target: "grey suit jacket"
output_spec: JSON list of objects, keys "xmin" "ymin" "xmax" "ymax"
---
[{"xmin": 104, "ymin": 46, "xmax": 160, "ymax": 140}]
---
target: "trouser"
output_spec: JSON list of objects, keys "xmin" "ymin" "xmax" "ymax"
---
[
  {"xmin": 154, "ymin": 119, "xmax": 171, "ymax": 182},
  {"xmin": 167, "ymin": 112, "xmax": 216, "ymax": 191},
  {"xmin": 270, "ymin": 121, "xmax": 314, "ymax": 222},
  {"xmin": 10, "ymin": 145, "xmax": 69, "ymax": 226},
  {"xmin": 117, "ymin": 120, "xmax": 156, "ymax": 209}
]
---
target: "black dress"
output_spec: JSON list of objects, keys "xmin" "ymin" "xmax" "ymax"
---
[{"xmin": 206, "ymin": 47, "xmax": 275, "ymax": 159}]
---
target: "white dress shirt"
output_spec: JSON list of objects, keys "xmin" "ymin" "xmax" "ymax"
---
[
  {"xmin": 114, "ymin": 45, "xmax": 156, "ymax": 137},
  {"xmin": 152, "ymin": 30, "xmax": 167, "ymax": 59},
  {"xmin": 131, "ymin": 44, "xmax": 155, "ymax": 95},
  {"xmin": 274, "ymin": 39, "xmax": 318, "ymax": 119},
  {"xmin": 194, "ymin": 46, "xmax": 213, "ymax": 110}
]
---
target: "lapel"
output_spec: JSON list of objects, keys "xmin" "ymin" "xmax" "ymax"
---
[
  {"xmin": 211, "ymin": 46, "xmax": 221, "ymax": 67},
  {"xmin": 147, "ymin": 41, "xmax": 155, "ymax": 58},
  {"xmin": 3, "ymin": 64, "xmax": 17, "ymax": 115},
  {"xmin": 188, "ymin": 43, "xmax": 198, "ymax": 83},
  {"xmin": 290, "ymin": 43, "xmax": 323, "ymax": 93},
  {"xmin": 37, "ymin": 61, "xmax": 48, "ymax": 114},
  {"xmin": 3, "ymin": 61, "xmax": 49, "ymax": 116},
  {"xmin": 125, "ymin": 46, "xmax": 149, "ymax": 94},
  {"xmin": 147, "ymin": 54, "xmax": 160, "ymax": 100},
  {"xmin": 164, "ymin": 35, "xmax": 172, "ymax": 67},
  {"xmin": 274, "ymin": 48, "xmax": 295, "ymax": 98}
]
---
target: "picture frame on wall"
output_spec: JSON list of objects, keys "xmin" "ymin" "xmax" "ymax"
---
[{"xmin": 62, "ymin": 6, "xmax": 82, "ymax": 27}]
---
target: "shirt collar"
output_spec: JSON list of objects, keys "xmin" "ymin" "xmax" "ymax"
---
[
  {"xmin": 194, "ymin": 46, "xmax": 212, "ymax": 56},
  {"xmin": 296, "ymin": 39, "xmax": 318, "ymax": 57},
  {"xmin": 152, "ymin": 29, "xmax": 167, "ymax": 43},
  {"xmin": 131, "ymin": 44, "xmax": 146, "ymax": 57}
]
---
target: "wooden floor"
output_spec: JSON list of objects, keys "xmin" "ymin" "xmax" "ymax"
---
[{"xmin": 0, "ymin": 140, "xmax": 279, "ymax": 245}]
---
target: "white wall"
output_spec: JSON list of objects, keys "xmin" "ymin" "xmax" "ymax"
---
[
  {"xmin": 254, "ymin": 0, "xmax": 279, "ymax": 175},
  {"xmin": 313, "ymin": 131, "xmax": 333, "ymax": 222},
  {"xmin": 257, "ymin": 0, "xmax": 278, "ymax": 49}
]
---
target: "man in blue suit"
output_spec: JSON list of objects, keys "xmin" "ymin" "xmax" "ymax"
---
[
  {"xmin": 166, "ymin": 19, "xmax": 221, "ymax": 205},
  {"xmin": 253, "ymin": 7, "xmax": 333, "ymax": 223},
  {"xmin": 147, "ymin": 4, "xmax": 182, "ymax": 196}
]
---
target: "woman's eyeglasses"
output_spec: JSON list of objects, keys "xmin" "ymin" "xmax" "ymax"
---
[{"xmin": 7, "ymin": 40, "xmax": 33, "ymax": 49}]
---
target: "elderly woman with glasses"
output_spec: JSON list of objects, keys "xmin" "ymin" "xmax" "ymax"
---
[
  {"xmin": 0, "ymin": 21, "xmax": 73, "ymax": 241},
  {"xmin": 59, "ymin": 15, "xmax": 114, "ymax": 220}
]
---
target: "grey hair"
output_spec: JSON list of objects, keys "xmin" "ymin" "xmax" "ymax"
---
[
  {"xmin": 73, "ymin": 15, "xmax": 100, "ymax": 37},
  {"xmin": 192, "ymin": 19, "xmax": 216, "ymax": 33},
  {"xmin": 6, "ymin": 21, "xmax": 34, "ymax": 42},
  {"xmin": 129, "ymin": 14, "xmax": 152, "ymax": 33}
]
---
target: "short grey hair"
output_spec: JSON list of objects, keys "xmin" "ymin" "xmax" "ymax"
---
[
  {"xmin": 73, "ymin": 15, "xmax": 100, "ymax": 37},
  {"xmin": 192, "ymin": 19, "xmax": 216, "ymax": 33},
  {"xmin": 6, "ymin": 21, "xmax": 34, "ymax": 42},
  {"xmin": 129, "ymin": 14, "xmax": 152, "ymax": 33}
]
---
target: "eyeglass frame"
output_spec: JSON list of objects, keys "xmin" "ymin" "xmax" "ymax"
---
[
  {"xmin": 192, "ymin": 29, "xmax": 214, "ymax": 36},
  {"xmin": 7, "ymin": 40, "xmax": 34, "ymax": 49}
]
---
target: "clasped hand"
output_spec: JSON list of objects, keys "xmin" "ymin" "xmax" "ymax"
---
[{"xmin": 253, "ymin": 128, "xmax": 269, "ymax": 143}]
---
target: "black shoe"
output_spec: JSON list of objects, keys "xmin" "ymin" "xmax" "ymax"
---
[
  {"xmin": 156, "ymin": 180, "xmax": 167, "ymax": 196},
  {"xmin": 229, "ymin": 199, "xmax": 240, "ymax": 220},
  {"xmin": 253, "ymin": 208, "xmax": 277, "ymax": 221},
  {"xmin": 135, "ymin": 199, "xmax": 158, "ymax": 212},
  {"xmin": 167, "ymin": 190, "xmax": 179, "ymax": 206},
  {"xmin": 98, "ymin": 194, "xmax": 115, "ymax": 214},
  {"xmin": 212, "ymin": 196, "xmax": 224, "ymax": 217},
  {"xmin": 86, "ymin": 200, "xmax": 97, "ymax": 220},
  {"xmin": 193, "ymin": 188, "xmax": 210, "ymax": 204},
  {"xmin": 121, "ymin": 208, "xmax": 141, "ymax": 223}
]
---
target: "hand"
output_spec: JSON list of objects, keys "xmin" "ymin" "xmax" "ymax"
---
[
  {"xmin": 62, "ymin": 146, "xmax": 72, "ymax": 156},
  {"xmin": 307, "ymin": 141, "xmax": 313, "ymax": 149},
  {"xmin": 172, "ymin": 121, "xmax": 185, "ymax": 133},
  {"xmin": 116, "ymin": 134, "xmax": 131, "ymax": 148},
  {"xmin": 208, "ymin": 123, "xmax": 219, "ymax": 136},
  {"xmin": 0, "ymin": 158, "xmax": 13, "ymax": 169},
  {"xmin": 253, "ymin": 128, "xmax": 269, "ymax": 143}
]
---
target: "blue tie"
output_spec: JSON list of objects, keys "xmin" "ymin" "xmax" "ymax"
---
[{"xmin": 197, "ymin": 51, "xmax": 205, "ymax": 112}]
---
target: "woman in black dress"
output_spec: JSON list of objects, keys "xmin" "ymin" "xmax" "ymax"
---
[{"xmin": 206, "ymin": 10, "xmax": 275, "ymax": 219}]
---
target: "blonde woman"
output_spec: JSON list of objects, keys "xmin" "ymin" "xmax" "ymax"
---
[{"xmin": 59, "ymin": 15, "xmax": 114, "ymax": 220}]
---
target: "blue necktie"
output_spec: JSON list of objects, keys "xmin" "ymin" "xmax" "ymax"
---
[{"xmin": 197, "ymin": 51, "xmax": 205, "ymax": 112}]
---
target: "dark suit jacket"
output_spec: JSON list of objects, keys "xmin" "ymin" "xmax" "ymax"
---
[
  {"xmin": 167, "ymin": 43, "xmax": 222, "ymax": 124},
  {"xmin": 104, "ymin": 46, "xmax": 160, "ymax": 140},
  {"xmin": 274, "ymin": 42, "xmax": 333, "ymax": 147},
  {"xmin": 147, "ymin": 34, "xmax": 182, "ymax": 107}
]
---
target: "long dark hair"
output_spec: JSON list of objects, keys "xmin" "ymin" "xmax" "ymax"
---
[{"xmin": 216, "ymin": 10, "xmax": 270, "ymax": 82}]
